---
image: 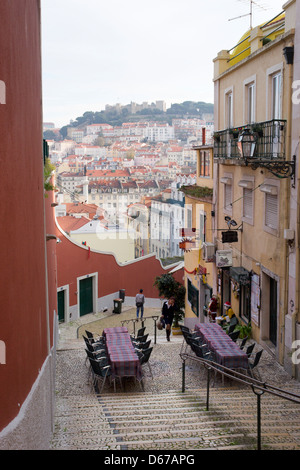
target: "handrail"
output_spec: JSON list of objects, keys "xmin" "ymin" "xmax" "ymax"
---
[
  {"xmin": 180, "ymin": 351, "xmax": 300, "ymax": 450},
  {"xmin": 121, "ymin": 315, "xmax": 159, "ymax": 343}
]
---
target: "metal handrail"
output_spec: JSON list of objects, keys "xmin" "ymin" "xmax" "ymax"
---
[
  {"xmin": 121, "ymin": 315, "xmax": 159, "ymax": 343},
  {"xmin": 180, "ymin": 351, "xmax": 300, "ymax": 450}
]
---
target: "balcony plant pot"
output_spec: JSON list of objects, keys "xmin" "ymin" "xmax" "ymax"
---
[
  {"xmin": 229, "ymin": 129, "xmax": 239, "ymax": 139},
  {"xmin": 171, "ymin": 325, "xmax": 182, "ymax": 335},
  {"xmin": 251, "ymin": 124, "xmax": 263, "ymax": 138}
]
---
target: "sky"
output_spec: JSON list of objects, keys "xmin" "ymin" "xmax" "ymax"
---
[{"xmin": 41, "ymin": 0, "xmax": 286, "ymax": 128}]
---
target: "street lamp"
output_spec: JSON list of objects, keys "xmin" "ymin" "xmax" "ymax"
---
[{"xmin": 237, "ymin": 128, "xmax": 257, "ymax": 162}]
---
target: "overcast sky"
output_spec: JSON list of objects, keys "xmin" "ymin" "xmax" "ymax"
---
[{"xmin": 41, "ymin": 0, "xmax": 285, "ymax": 128}]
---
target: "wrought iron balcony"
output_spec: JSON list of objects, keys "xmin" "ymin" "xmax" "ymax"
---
[
  {"xmin": 213, "ymin": 119, "xmax": 286, "ymax": 161},
  {"xmin": 213, "ymin": 119, "xmax": 295, "ymax": 183}
]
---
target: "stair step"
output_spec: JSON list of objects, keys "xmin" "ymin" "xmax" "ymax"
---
[{"xmin": 51, "ymin": 385, "xmax": 300, "ymax": 451}]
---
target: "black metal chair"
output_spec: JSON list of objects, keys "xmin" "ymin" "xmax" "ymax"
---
[
  {"xmin": 88, "ymin": 357, "xmax": 115, "ymax": 393},
  {"xmin": 227, "ymin": 324, "xmax": 236, "ymax": 335},
  {"xmin": 248, "ymin": 349, "xmax": 263, "ymax": 379},
  {"xmin": 83, "ymin": 335, "xmax": 106, "ymax": 353},
  {"xmin": 139, "ymin": 339, "xmax": 151, "ymax": 350},
  {"xmin": 139, "ymin": 347, "xmax": 153, "ymax": 379},
  {"xmin": 246, "ymin": 343, "xmax": 255, "ymax": 357},
  {"xmin": 136, "ymin": 326, "xmax": 146, "ymax": 337},
  {"xmin": 133, "ymin": 334, "xmax": 149, "ymax": 347},
  {"xmin": 228, "ymin": 330, "xmax": 240, "ymax": 342},
  {"xmin": 239, "ymin": 336, "xmax": 248, "ymax": 350}
]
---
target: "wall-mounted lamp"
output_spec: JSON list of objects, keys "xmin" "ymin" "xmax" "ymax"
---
[{"xmin": 237, "ymin": 128, "xmax": 257, "ymax": 162}]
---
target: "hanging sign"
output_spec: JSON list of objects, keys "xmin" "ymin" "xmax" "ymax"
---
[{"xmin": 216, "ymin": 249, "xmax": 233, "ymax": 268}]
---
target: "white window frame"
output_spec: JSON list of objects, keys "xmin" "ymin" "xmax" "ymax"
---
[
  {"xmin": 266, "ymin": 64, "xmax": 283, "ymax": 121},
  {"xmin": 238, "ymin": 176, "xmax": 255, "ymax": 225},
  {"xmin": 243, "ymin": 75, "xmax": 256, "ymax": 125},
  {"xmin": 260, "ymin": 179, "xmax": 280, "ymax": 236},
  {"xmin": 224, "ymin": 87, "xmax": 234, "ymax": 129},
  {"xmin": 220, "ymin": 173, "xmax": 233, "ymax": 216}
]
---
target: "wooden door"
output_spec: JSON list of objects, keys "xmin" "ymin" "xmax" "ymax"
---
[{"xmin": 80, "ymin": 277, "xmax": 93, "ymax": 317}]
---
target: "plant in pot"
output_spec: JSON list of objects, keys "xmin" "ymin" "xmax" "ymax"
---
[
  {"xmin": 235, "ymin": 321, "xmax": 252, "ymax": 339},
  {"xmin": 153, "ymin": 273, "xmax": 186, "ymax": 334}
]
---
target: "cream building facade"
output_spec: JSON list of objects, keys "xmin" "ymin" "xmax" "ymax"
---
[{"xmin": 212, "ymin": 0, "xmax": 299, "ymax": 378}]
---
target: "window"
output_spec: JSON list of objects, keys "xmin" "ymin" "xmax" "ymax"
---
[
  {"xmin": 226, "ymin": 91, "xmax": 233, "ymax": 128},
  {"xmin": 260, "ymin": 181, "xmax": 279, "ymax": 235},
  {"xmin": 221, "ymin": 175, "xmax": 233, "ymax": 215},
  {"xmin": 247, "ymin": 83, "xmax": 255, "ymax": 124},
  {"xmin": 199, "ymin": 150, "xmax": 210, "ymax": 177},
  {"xmin": 225, "ymin": 184, "xmax": 232, "ymax": 213},
  {"xmin": 265, "ymin": 193, "xmax": 278, "ymax": 229},
  {"xmin": 186, "ymin": 206, "xmax": 192, "ymax": 228},
  {"xmin": 272, "ymin": 73, "xmax": 282, "ymax": 119},
  {"xmin": 239, "ymin": 179, "xmax": 254, "ymax": 224},
  {"xmin": 267, "ymin": 65, "xmax": 282, "ymax": 121},
  {"xmin": 198, "ymin": 210, "xmax": 206, "ymax": 244},
  {"xmin": 188, "ymin": 279, "xmax": 199, "ymax": 316}
]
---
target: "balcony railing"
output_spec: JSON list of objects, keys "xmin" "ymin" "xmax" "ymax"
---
[{"xmin": 213, "ymin": 119, "xmax": 286, "ymax": 162}]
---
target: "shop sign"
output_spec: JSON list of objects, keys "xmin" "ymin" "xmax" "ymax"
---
[{"xmin": 216, "ymin": 250, "xmax": 233, "ymax": 268}]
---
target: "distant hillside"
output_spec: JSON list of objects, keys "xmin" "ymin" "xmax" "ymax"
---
[{"xmin": 59, "ymin": 101, "xmax": 214, "ymax": 139}]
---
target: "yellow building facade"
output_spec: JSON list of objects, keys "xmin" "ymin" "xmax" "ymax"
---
[
  {"xmin": 181, "ymin": 144, "xmax": 215, "ymax": 330},
  {"xmin": 212, "ymin": 1, "xmax": 298, "ymax": 372}
]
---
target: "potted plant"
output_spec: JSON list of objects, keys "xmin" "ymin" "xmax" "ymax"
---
[
  {"xmin": 250, "ymin": 124, "xmax": 264, "ymax": 138},
  {"xmin": 213, "ymin": 132, "xmax": 221, "ymax": 143},
  {"xmin": 235, "ymin": 322, "xmax": 252, "ymax": 339},
  {"xmin": 229, "ymin": 128, "xmax": 239, "ymax": 139},
  {"xmin": 154, "ymin": 273, "xmax": 186, "ymax": 334}
]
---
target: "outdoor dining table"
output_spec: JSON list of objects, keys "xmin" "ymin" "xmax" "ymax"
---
[
  {"xmin": 104, "ymin": 330, "xmax": 143, "ymax": 388},
  {"xmin": 195, "ymin": 323, "xmax": 249, "ymax": 370},
  {"xmin": 102, "ymin": 326, "xmax": 128, "ymax": 337}
]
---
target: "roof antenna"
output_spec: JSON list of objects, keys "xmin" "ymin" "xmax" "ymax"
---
[{"xmin": 228, "ymin": 0, "xmax": 268, "ymax": 30}]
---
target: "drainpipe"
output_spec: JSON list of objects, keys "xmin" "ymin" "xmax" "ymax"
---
[
  {"xmin": 283, "ymin": 44, "xmax": 299, "ymax": 378},
  {"xmin": 281, "ymin": 55, "xmax": 293, "ymax": 365}
]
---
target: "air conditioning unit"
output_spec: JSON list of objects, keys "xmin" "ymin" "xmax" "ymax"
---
[{"xmin": 202, "ymin": 242, "xmax": 215, "ymax": 262}]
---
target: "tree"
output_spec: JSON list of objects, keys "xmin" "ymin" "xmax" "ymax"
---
[{"xmin": 153, "ymin": 273, "xmax": 185, "ymax": 327}]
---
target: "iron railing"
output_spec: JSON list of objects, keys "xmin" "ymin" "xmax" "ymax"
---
[
  {"xmin": 214, "ymin": 119, "xmax": 286, "ymax": 161},
  {"xmin": 180, "ymin": 351, "xmax": 300, "ymax": 451},
  {"xmin": 121, "ymin": 315, "xmax": 159, "ymax": 344}
]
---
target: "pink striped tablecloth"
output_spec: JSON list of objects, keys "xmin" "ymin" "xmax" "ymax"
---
[{"xmin": 195, "ymin": 323, "xmax": 249, "ymax": 370}]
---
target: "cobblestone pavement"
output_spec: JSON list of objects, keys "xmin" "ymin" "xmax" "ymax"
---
[
  {"xmin": 57, "ymin": 306, "xmax": 300, "ymax": 390},
  {"xmin": 51, "ymin": 307, "xmax": 300, "ymax": 450}
]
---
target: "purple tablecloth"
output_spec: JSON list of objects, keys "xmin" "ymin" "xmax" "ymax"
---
[
  {"xmin": 103, "ymin": 327, "xmax": 128, "ymax": 337},
  {"xmin": 105, "ymin": 331, "xmax": 143, "ymax": 381},
  {"xmin": 195, "ymin": 323, "xmax": 249, "ymax": 370}
]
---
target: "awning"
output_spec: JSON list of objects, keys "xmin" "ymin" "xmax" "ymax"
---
[{"xmin": 229, "ymin": 267, "xmax": 250, "ymax": 285}]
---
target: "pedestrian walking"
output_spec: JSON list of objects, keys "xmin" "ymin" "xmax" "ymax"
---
[
  {"xmin": 161, "ymin": 297, "xmax": 175, "ymax": 341},
  {"xmin": 135, "ymin": 289, "xmax": 145, "ymax": 319}
]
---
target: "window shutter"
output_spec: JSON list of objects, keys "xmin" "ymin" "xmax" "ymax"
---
[
  {"xmin": 265, "ymin": 193, "xmax": 278, "ymax": 229},
  {"xmin": 243, "ymin": 188, "xmax": 253, "ymax": 219},
  {"xmin": 225, "ymin": 184, "xmax": 232, "ymax": 211}
]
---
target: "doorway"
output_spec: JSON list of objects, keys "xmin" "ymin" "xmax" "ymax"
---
[
  {"xmin": 269, "ymin": 277, "xmax": 277, "ymax": 346},
  {"xmin": 57, "ymin": 290, "xmax": 65, "ymax": 323},
  {"xmin": 79, "ymin": 276, "xmax": 93, "ymax": 317}
]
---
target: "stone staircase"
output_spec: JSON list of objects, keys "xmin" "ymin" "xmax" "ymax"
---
[{"xmin": 51, "ymin": 385, "xmax": 300, "ymax": 450}]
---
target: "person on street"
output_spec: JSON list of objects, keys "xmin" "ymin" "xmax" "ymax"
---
[
  {"xmin": 135, "ymin": 289, "xmax": 145, "ymax": 319},
  {"xmin": 161, "ymin": 297, "xmax": 175, "ymax": 341}
]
